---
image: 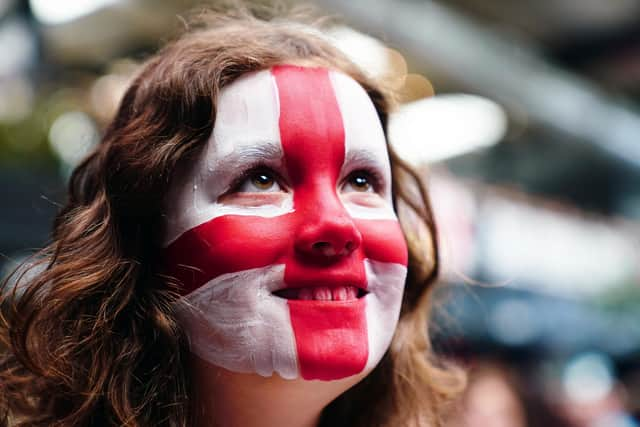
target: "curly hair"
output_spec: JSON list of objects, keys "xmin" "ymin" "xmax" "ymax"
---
[{"xmin": 0, "ymin": 8, "xmax": 464, "ymax": 427}]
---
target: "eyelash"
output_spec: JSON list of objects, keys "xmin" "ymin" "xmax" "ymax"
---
[
  {"xmin": 226, "ymin": 165, "xmax": 384, "ymax": 193},
  {"xmin": 227, "ymin": 163, "xmax": 286, "ymax": 193},
  {"xmin": 344, "ymin": 168, "xmax": 384, "ymax": 192}
]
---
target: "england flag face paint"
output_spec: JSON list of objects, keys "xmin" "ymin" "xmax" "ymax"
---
[{"xmin": 162, "ymin": 65, "xmax": 408, "ymax": 381}]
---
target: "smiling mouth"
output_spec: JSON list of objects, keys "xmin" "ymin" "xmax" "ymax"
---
[{"xmin": 272, "ymin": 286, "xmax": 368, "ymax": 301}]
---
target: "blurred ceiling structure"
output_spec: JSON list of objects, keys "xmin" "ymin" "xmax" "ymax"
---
[
  {"xmin": 446, "ymin": 0, "xmax": 640, "ymax": 97},
  {"xmin": 9, "ymin": 0, "xmax": 635, "ymax": 219},
  {"xmin": 315, "ymin": 0, "xmax": 640, "ymax": 220}
]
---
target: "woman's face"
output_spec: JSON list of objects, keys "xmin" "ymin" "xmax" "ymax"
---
[{"xmin": 163, "ymin": 65, "xmax": 408, "ymax": 381}]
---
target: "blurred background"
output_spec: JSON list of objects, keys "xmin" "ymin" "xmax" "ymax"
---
[{"xmin": 0, "ymin": 0, "xmax": 638, "ymax": 425}]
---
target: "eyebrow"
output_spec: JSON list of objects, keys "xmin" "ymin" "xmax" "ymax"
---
[
  {"xmin": 344, "ymin": 148, "xmax": 387, "ymax": 169},
  {"xmin": 218, "ymin": 141, "xmax": 284, "ymax": 167}
]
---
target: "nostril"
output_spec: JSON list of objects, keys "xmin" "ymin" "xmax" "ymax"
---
[
  {"xmin": 312, "ymin": 241, "xmax": 336, "ymax": 256},
  {"xmin": 295, "ymin": 216, "xmax": 363, "ymax": 258},
  {"xmin": 345, "ymin": 241, "xmax": 355, "ymax": 253},
  {"xmin": 310, "ymin": 240, "xmax": 358, "ymax": 257},
  {"xmin": 312, "ymin": 242, "xmax": 330, "ymax": 250}
]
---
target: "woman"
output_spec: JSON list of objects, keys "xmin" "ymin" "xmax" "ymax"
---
[{"xmin": 1, "ymin": 9, "xmax": 463, "ymax": 427}]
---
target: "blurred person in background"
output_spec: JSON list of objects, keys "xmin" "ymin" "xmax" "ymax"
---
[
  {"xmin": 452, "ymin": 360, "xmax": 573, "ymax": 427},
  {"xmin": 0, "ymin": 6, "xmax": 463, "ymax": 427},
  {"xmin": 560, "ymin": 376, "xmax": 635, "ymax": 427},
  {"xmin": 456, "ymin": 362, "xmax": 527, "ymax": 427}
]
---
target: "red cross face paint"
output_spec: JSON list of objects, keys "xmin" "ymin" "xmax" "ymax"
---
[{"xmin": 163, "ymin": 66, "xmax": 408, "ymax": 381}]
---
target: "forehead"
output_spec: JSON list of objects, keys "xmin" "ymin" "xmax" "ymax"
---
[
  {"xmin": 212, "ymin": 69, "xmax": 281, "ymax": 158},
  {"xmin": 212, "ymin": 66, "xmax": 388, "ymax": 164}
]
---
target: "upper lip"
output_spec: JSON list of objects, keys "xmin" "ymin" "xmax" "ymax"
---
[
  {"xmin": 275, "ymin": 282, "xmax": 366, "ymax": 291},
  {"xmin": 272, "ymin": 275, "xmax": 367, "ymax": 293},
  {"xmin": 272, "ymin": 261, "xmax": 367, "ymax": 293},
  {"xmin": 270, "ymin": 282, "xmax": 369, "ymax": 300}
]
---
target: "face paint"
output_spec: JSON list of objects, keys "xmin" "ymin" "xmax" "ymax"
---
[{"xmin": 163, "ymin": 66, "xmax": 408, "ymax": 381}]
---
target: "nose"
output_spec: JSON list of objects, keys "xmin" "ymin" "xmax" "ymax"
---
[{"xmin": 295, "ymin": 205, "xmax": 362, "ymax": 258}]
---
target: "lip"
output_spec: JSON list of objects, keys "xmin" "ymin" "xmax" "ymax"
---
[
  {"xmin": 271, "ymin": 284, "xmax": 369, "ymax": 301},
  {"xmin": 274, "ymin": 262, "xmax": 368, "ymax": 301}
]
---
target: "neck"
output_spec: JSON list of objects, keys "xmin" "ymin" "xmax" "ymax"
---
[{"xmin": 190, "ymin": 354, "xmax": 364, "ymax": 427}]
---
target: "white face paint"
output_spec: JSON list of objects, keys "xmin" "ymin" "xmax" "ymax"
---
[
  {"xmin": 164, "ymin": 70, "xmax": 291, "ymax": 246},
  {"xmin": 163, "ymin": 66, "xmax": 408, "ymax": 381}
]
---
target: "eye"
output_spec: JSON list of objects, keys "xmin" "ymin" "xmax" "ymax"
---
[
  {"xmin": 343, "ymin": 170, "xmax": 377, "ymax": 193},
  {"xmin": 236, "ymin": 170, "xmax": 283, "ymax": 193}
]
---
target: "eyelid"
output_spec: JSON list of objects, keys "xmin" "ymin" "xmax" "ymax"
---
[
  {"xmin": 226, "ymin": 163, "xmax": 288, "ymax": 194},
  {"xmin": 341, "ymin": 168, "xmax": 384, "ymax": 193}
]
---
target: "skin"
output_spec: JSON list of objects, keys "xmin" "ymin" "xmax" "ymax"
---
[
  {"xmin": 191, "ymin": 354, "xmax": 366, "ymax": 427},
  {"xmin": 163, "ymin": 66, "xmax": 407, "ymax": 426}
]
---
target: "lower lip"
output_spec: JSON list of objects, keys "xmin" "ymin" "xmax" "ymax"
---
[{"xmin": 273, "ymin": 285, "xmax": 367, "ymax": 301}]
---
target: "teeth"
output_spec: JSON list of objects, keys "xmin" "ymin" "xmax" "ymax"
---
[
  {"xmin": 299, "ymin": 288, "xmax": 313, "ymax": 300},
  {"xmin": 345, "ymin": 287, "xmax": 358, "ymax": 300},
  {"xmin": 332, "ymin": 287, "xmax": 348, "ymax": 301},
  {"xmin": 274, "ymin": 286, "xmax": 364, "ymax": 301},
  {"xmin": 313, "ymin": 287, "xmax": 332, "ymax": 301}
]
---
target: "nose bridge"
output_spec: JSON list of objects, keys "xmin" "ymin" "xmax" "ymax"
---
[{"xmin": 294, "ymin": 178, "xmax": 362, "ymax": 257}]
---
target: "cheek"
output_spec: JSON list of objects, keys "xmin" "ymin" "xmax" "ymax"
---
[
  {"xmin": 357, "ymin": 219, "xmax": 408, "ymax": 266},
  {"xmin": 342, "ymin": 192, "xmax": 389, "ymax": 209},
  {"xmin": 218, "ymin": 192, "xmax": 289, "ymax": 207},
  {"xmin": 163, "ymin": 214, "xmax": 296, "ymax": 295},
  {"xmin": 164, "ymin": 214, "xmax": 408, "ymax": 296}
]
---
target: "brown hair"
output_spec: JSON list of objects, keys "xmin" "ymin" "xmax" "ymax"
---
[{"xmin": 0, "ymin": 8, "xmax": 463, "ymax": 427}]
